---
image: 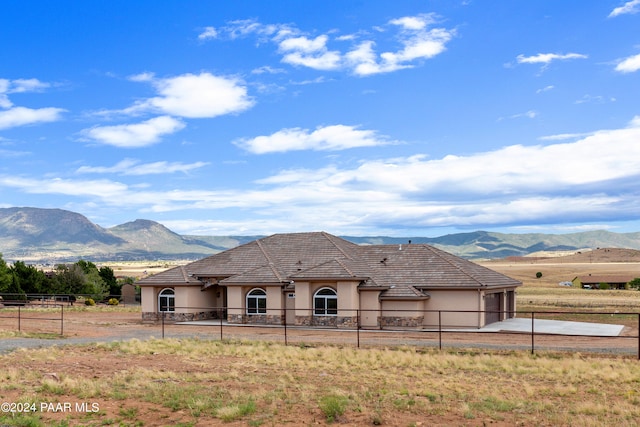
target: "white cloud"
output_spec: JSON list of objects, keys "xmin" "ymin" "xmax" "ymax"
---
[
  {"xmin": 76, "ymin": 158, "xmax": 209, "ymax": 175},
  {"xmin": 234, "ymin": 124, "xmax": 394, "ymax": 154},
  {"xmin": 615, "ymin": 53, "xmax": 640, "ymax": 73},
  {"xmin": 81, "ymin": 116, "xmax": 185, "ymax": 148},
  {"xmin": 516, "ymin": 52, "xmax": 588, "ymax": 64},
  {"xmin": 0, "ymin": 106, "xmax": 66, "ymax": 130},
  {"xmin": 198, "ymin": 26, "xmax": 218, "ymax": 40},
  {"xmin": 121, "ymin": 72, "xmax": 254, "ymax": 118},
  {"xmin": 609, "ymin": 0, "xmax": 640, "ymax": 17},
  {"xmin": 536, "ymin": 85, "xmax": 554, "ymax": 93},
  {"xmin": 0, "ymin": 78, "xmax": 63, "ymax": 129},
  {"xmin": 206, "ymin": 14, "xmax": 453, "ymax": 76}
]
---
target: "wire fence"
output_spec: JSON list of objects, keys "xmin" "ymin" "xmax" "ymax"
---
[
  {"xmin": 156, "ymin": 305, "xmax": 640, "ymax": 359},
  {"xmin": 1, "ymin": 296, "xmax": 638, "ymax": 358}
]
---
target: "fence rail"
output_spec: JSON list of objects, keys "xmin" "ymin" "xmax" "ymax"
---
[
  {"xmin": 157, "ymin": 305, "xmax": 640, "ymax": 359},
  {"xmin": 0, "ymin": 304, "xmax": 64, "ymax": 336}
]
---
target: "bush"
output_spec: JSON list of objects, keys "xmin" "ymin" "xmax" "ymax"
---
[
  {"xmin": 84, "ymin": 298, "xmax": 95, "ymax": 306},
  {"xmin": 599, "ymin": 282, "xmax": 610, "ymax": 290},
  {"xmin": 535, "ymin": 272, "xmax": 543, "ymax": 279},
  {"xmin": 108, "ymin": 298, "xmax": 119, "ymax": 306},
  {"xmin": 319, "ymin": 394, "xmax": 349, "ymax": 423}
]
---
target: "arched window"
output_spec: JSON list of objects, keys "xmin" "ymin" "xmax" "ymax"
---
[
  {"xmin": 246, "ymin": 288, "xmax": 267, "ymax": 314},
  {"xmin": 158, "ymin": 288, "xmax": 175, "ymax": 312},
  {"xmin": 314, "ymin": 287, "xmax": 337, "ymax": 316}
]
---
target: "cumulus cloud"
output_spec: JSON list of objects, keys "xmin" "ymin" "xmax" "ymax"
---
[
  {"xmin": 609, "ymin": 0, "xmax": 640, "ymax": 17},
  {"xmin": 120, "ymin": 72, "xmax": 254, "ymax": 118},
  {"xmin": 205, "ymin": 14, "xmax": 454, "ymax": 76},
  {"xmin": 76, "ymin": 158, "xmax": 209, "ymax": 175},
  {"xmin": 615, "ymin": 53, "xmax": 640, "ymax": 73},
  {"xmin": 6, "ymin": 118, "xmax": 640, "ymax": 235},
  {"xmin": 0, "ymin": 106, "xmax": 66, "ymax": 130},
  {"xmin": 0, "ymin": 78, "xmax": 64, "ymax": 129},
  {"xmin": 234, "ymin": 124, "xmax": 395, "ymax": 154},
  {"xmin": 81, "ymin": 116, "xmax": 185, "ymax": 148}
]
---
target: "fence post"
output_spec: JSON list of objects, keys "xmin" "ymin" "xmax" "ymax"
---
[
  {"xmin": 161, "ymin": 311, "xmax": 165, "ymax": 339},
  {"xmin": 438, "ymin": 310, "xmax": 442, "ymax": 350},
  {"xmin": 356, "ymin": 310, "xmax": 360, "ymax": 349},
  {"xmin": 531, "ymin": 312, "xmax": 535, "ymax": 355},
  {"xmin": 637, "ymin": 313, "xmax": 639, "ymax": 361},
  {"xmin": 18, "ymin": 306, "xmax": 21, "ymax": 332},
  {"xmin": 60, "ymin": 305, "xmax": 64, "ymax": 336},
  {"xmin": 219, "ymin": 309, "xmax": 223, "ymax": 341},
  {"xmin": 283, "ymin": 308, "xmax": 288, "ymax": 346}
]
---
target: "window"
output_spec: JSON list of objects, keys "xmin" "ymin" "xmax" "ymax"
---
[
  {"xmin": 246, "ymin": 288, "xmax": 267, "ymax": 314},
  {"xmin": 314, "ymin": 288, "xmax": 337, "ymax": 316},
  {"xmin": 158, "ymin": 288, "xmax": 175, "ymax": 312}
]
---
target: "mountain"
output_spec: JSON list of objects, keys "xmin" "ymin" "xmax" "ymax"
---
[{"xmin": 1, "ymin": 207, "xmax": 640, "ymax": 263}]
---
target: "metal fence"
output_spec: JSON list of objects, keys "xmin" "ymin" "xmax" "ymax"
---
[
  {"xmin": 0, "ymin": 304, "xmax": 65, "ymax": 335},
  {"xmin": 156, "ymin": 305, "xmax": 640, "ymax": 359}
]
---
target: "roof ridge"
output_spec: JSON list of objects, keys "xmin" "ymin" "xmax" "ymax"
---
[
  {"xmin": 256, "ymin": 238, "xmax": 276, "ymax": 265},
  {"xmin": 321, "ymin": 231, "xmax": 354, "ymax": 260},
  {"xmin": 179, "ymin": 266, "xmax": 190, "ymax": 282},
  {"xmin": 421, "ymin": 244, "xmax": 484, "ymax": 286},
  {"xmin": 334, "ymin": 257, "xmax": 356, "ymax": 276}
]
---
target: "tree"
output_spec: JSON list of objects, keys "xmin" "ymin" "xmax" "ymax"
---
[
  {"xmin": 0, "ymin": 253, "xmax": 12, "ymax": 293},
  {"xmin": 99, "ymin": 266, "xmax": 120, "ymax": 297},
  {"xmin": 536, "ymin": 272, "xmax": 543, "ymax": 279},
  {"xmin": 9, "ymin": 261, "xmax": 48, "ymax": 294},
  {"xmin": 629, "ymin": 278, "xmax": 640, "ymax": 290}
]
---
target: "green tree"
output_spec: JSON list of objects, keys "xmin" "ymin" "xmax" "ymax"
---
[
  {"xmin": 629, "ymin": 278, "xmax": 640, "ymax": 290},
  {"xmin": 99, "ymin": 266, "xmax": 120, "ymax": 297},
  {"xmin": 9, "ymin": 261, "xmax": 48, "ymax": 294},
  {"xmin": 0, "ymin": 253, "xmax": 12, "ymax": 293}
]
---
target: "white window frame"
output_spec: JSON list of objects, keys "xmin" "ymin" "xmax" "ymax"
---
[
  {"xmin": 158, "ymin": 288, "xmax": 175, "ymax": 312},
  {"xmin": 246, "ymin": 288, "xmax": 267, "ymax": 315},
  {"xmin": 314, "ymin": 287, "xmax": 337, "ymax": 316}
]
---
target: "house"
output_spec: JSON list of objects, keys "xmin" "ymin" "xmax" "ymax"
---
[
  {"xmin": 572, "ymin": 275, "xmax": 634, "ymax": 290},
  {"xmin": 136, "ymin": 232, "xmax": 521, "ymax": 329}
]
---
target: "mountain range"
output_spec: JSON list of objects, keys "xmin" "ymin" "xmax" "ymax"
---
[{"xmin": 1, "ymin": 207, "xmax": 640, "ymax": 263}]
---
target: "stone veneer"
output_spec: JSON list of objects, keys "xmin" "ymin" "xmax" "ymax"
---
[
  {"xmin": 228, "ymin": 314, "xmax": 283, "ymax": 325},
  {"xmin": 379, "ymin": 316, "xmax": 424, "ymax": 328},
  {"xmin": 142, "ymin": 311, "xmax": 216, "ymax": 323}
]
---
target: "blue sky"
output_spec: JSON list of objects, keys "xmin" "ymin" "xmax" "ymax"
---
[{"xmin": 1, "ymin": 1, "xmax": 640, "ymax": 237}]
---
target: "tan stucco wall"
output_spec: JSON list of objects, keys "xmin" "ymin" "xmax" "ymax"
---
[
  {"xmin": 141, "ymin": 286, "xmax": 157, "ymax": 313},
  {"xmin": 424, "ymin": 289, "xmax": 482, "ymax": 328},
  {"xmin": 381, "ymin": 299, "xmax": 425, "ymax": 316},
  {"xmin": 359, "ymin": 290, "xmax": 381, "ymax": 327},
  {"xmin": 337, "ymin": 280, "xmax": 360, "ymax": 317},
  {"xmin": 227, "ymin": 286, "xmax": 244, "ymax": 316},
  {"xmin": 293, "ymin": 281, "xmax": 311, "ymax": 317},
  {"xmin": 178, "ymin": 286, "xmax": 216, "ymax": 313}
]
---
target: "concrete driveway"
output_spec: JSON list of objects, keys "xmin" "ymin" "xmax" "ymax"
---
[{"xmin": 481, "ymin": 318, "xmax": 625, "ymax": 337}]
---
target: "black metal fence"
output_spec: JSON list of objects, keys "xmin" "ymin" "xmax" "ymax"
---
[
  {"xmin": 0, "ymin": 304, "xmax": 65, "ymax": 335},
  {"xmin": 157, "ymin": 305, "xmax": 640, "ymax": 359}
]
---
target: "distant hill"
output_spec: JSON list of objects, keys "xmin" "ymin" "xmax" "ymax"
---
[{"xmin": 1, "ymin": 207, "xmax": 640, "ymax": 263}]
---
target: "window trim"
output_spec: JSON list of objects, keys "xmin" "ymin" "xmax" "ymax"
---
[
  {"xmin": 246, "ymin": 288, "xmax": 267, "ymax": 315},
  {"xmin": 313, "ymin": 287, "xmax": 337, "ymax": 316},
  {"xmin": 158, "ymin": 288, "xmax": 175, "ymax": 312}
]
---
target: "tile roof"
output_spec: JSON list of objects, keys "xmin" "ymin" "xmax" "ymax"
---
[{"xmin": 137, "ymin": 232, "xmax": 521, "ymax": 298}]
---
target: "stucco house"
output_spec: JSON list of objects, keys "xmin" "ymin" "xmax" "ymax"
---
[{"xmin": 137, "ymin": 232, "xmax": 521, "ymax": 329}]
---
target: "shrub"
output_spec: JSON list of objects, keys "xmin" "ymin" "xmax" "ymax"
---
[
  {"xmin": 108, "ymin": 298, "xmax": 119, "ymax": 306},
  {"xmin": 599, "ymin": 282, "xmax": 610, "ymax": 290},
  {"xmin": 536, "ymin": 272, "xmax": 543, "ymax": 279},
  {"xmin": 85, "ymin": 298, "xmax": 95, "ymax": 306},
  {"xmin": 319, "ymin": 394, "xmax": 349, "ymax": 423}
]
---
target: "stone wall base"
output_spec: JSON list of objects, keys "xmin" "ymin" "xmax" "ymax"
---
[
  {"xmin": 142, "ymin": 311, "xmax": 216, "ymax": 323},
  {"xmin": 228, "ymin": 313, "xmax": 283, "ymax": 325},
  {"xmin": 379, "ymin": 316, "xmax": 424, "ymax": 328}
]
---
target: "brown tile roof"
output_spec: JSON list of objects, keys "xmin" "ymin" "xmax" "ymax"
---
[{"xmin": 137, "ymin": 232, "xmax": 521, "ymax": 298}]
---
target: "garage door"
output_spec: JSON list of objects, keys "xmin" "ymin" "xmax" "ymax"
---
[{"xmin": 485, "ymin": 293, "xmax": 501, "ymax": 325}]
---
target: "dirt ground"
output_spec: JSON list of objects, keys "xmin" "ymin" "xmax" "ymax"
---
[{"xmin": 2, "ymin": 251, "xmax": 640, "ymax": 426}]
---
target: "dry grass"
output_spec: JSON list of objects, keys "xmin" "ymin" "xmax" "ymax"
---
[{"xmin": 2, "ymin": 338, "xmax": 640, "ymax": 426}]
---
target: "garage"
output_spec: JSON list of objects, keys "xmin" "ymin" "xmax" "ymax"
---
[{"xmin": 485, "ymin": 292, "xmax": 501, "ymax": 325}]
